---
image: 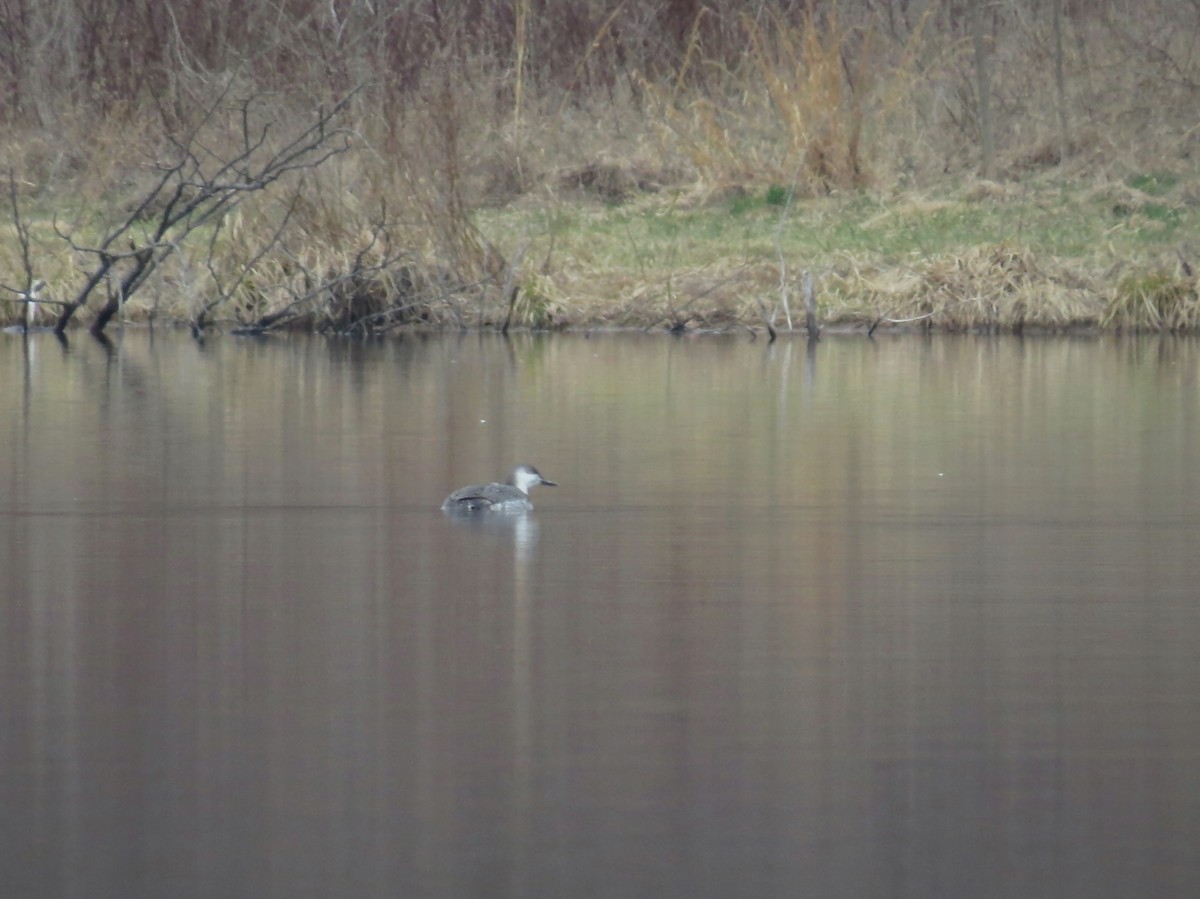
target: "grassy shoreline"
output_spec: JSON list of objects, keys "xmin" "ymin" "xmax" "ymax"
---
[
  {"xmin": 9, "ymin": 167, "xmax": 1194, "ymax": 337},
  {"xmin": 1, "ymin": 2, "xmax": 1197, "ymax": 335},
  {"xmin": 468, "ymin": 170, "xmax": 1198, "ymax": 335}
]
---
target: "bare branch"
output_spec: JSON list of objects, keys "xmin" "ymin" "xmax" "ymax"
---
[
  {"xmin": 1, "ymin": 172, "xmax": 51, "ymax": 331},
  {"xmin": 194, "ymin": 191, "xmax": 302, "ymax": 336},
  {"xmin": 235, "ymin": 219, "xmax": 414, "ymax": 335},
  {"xmin": 50, "ymin": 86, "xmax": 361, "ymax": 335}
]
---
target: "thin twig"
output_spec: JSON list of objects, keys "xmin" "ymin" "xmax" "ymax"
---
[
  {"xmin": 500, "ymin": 242, "xmax": 528, "ymax": 334},
  {"xmin": 50, "ymin": 86, "xmax": 360, "ymax": 335}
]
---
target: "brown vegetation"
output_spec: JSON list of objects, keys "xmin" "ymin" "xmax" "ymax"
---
[{"xmin": 0, "ymin": 0, "xmax": 1198, "ymax": 334}]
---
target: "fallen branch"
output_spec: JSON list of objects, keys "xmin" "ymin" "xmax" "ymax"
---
[
  {"xmin": 231, "ymin": 219, "xmax": 421, "ymax": 335},
  {"xmin": 193, "ymin": 191, "xmax": 302, "ymax": 337}
]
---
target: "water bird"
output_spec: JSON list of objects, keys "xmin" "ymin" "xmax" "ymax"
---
[{"xmin": 441, "ymin": 464, "xmax": 557, "ymax": 513}]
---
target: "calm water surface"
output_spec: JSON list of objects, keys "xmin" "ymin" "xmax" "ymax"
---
[{"xmin": 1, "ymin": 330, "xmax": 1198, "ymax": 898}]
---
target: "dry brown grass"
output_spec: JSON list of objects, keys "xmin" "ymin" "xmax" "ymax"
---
[
  {"xmin": 1, "ymin": 1, "xmax": 1199, "ymax": 333},
  {"xmin": 1101, "ymin": 271, "xmax": 1200, "ymax": 333},
  {"xmin": 831, "ymin": 245, "xmax": 1101, "ymax": 334}
]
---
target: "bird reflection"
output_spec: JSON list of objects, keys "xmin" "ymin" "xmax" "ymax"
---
[{"xmin": 445, "ymin": 509, "xmax": 541, "ymax": 564}]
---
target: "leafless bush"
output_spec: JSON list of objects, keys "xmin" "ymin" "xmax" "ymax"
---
[{"xmin": 47, "ymin": 85, "xmax": 358, "ymax": 335}]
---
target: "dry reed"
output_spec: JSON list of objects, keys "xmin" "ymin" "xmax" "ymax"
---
[{"xmin": 1, "ymin": 1, "xmax": 1198, "ymax": 333}]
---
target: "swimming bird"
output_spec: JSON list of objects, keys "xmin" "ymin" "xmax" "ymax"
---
[{"xmin": 441, "ymin": 464, "xmax": 557, "ymax": 513}]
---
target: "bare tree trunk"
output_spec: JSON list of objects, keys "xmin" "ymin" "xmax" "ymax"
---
[{"xmin": 971, "ymin": 2, "xmax": 995, "ymax": 180}]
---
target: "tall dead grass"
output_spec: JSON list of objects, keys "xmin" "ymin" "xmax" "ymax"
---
[
  {"xmin": 832, "ymin": 245, "xmax": 1102, "ymax": 334},
  {"xmin": 644, "ymin": 8, "xmax": 915, "ymax": 195},
  {"xmin": 1, "ymin": 1, "xmax": 1198, "ymax": 331}
]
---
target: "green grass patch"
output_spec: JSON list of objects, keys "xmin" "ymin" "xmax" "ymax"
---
[
  {"xmin": 765, "ymin": 185, "xmax": 791, "ymax": 207},
  {"xmin": 728, "ymin": 193, "xmax": 759, "ymax": 216},
  {"xmin": 1126, "ymin": 172, "xmax": 1179, "ymax": 196},
  {"xmin": 474, "ymin": 172, "xmax": 1200, "ymax": 331},
  {"xmin": 1102, "ymin": 271, "xmax": 1199, "ymax": 331}
]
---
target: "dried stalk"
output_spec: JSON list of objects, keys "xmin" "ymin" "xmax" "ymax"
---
[{"xmin": 52, "ymin": 84, "xmax": 359, "ymax": 336}]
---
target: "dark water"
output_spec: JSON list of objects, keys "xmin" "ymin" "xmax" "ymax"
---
[{"xmin": 2, "ymin": 330, "xmax": 1198, "ymax": 898}]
